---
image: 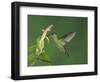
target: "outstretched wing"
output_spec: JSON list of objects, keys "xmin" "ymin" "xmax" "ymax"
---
[{"xmin": 60, "ymin": 32, "xmax": 76, "ymax": 45}]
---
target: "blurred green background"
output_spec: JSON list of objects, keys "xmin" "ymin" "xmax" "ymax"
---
[{"xmin": 28, "ymin": 15, "xmax": 88, "ymax": 66}]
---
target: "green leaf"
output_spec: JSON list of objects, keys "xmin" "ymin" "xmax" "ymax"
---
[
  {"xmin": 36, "ymin": 36, "xmax": 44, "ymax": 50},
  {"xmin": 28, "ymin": 45, "xmax": 36, "ymax": 52},
  {"xmin": 36, "ymin": 36, "xmax": 41, "ymax": 48},
  {"xmin": 39, "ymin": 40, "xmax": 44, "ymax": 50},
  {"xmin": 38, "ymin": 51, "xmax": 51, "ymax": 64},
  {"xmin": 28, "ymin": 53, "xmax": 36, "ymax": 66},
  {"xmin": 46, "ymin": 36, "xmax": 49, "ymax": 43}
]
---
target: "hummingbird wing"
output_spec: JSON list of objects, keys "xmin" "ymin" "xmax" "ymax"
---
[{"xmin": 60, "ymin": 32, "xmax": 76, "ymax": 45}]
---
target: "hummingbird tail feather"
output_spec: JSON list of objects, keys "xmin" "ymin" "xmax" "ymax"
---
[{"xmin": 64, "ymin": 46, "xmax": 70, "ymax": 56}]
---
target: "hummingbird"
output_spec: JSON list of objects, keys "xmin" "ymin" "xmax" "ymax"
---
[{"xmin": 51, "ymin": 32, "xmax": 76, "ymax": 56}]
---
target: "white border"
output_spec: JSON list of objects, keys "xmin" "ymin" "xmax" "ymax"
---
[{"xmin": 20, "ymin": 6, "xmax": 95, "ymax": 76}]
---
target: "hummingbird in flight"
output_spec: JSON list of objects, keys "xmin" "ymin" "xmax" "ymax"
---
[{"xmin": 51, "ymin": 32, "xmax": 76, "ymax": 56}]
